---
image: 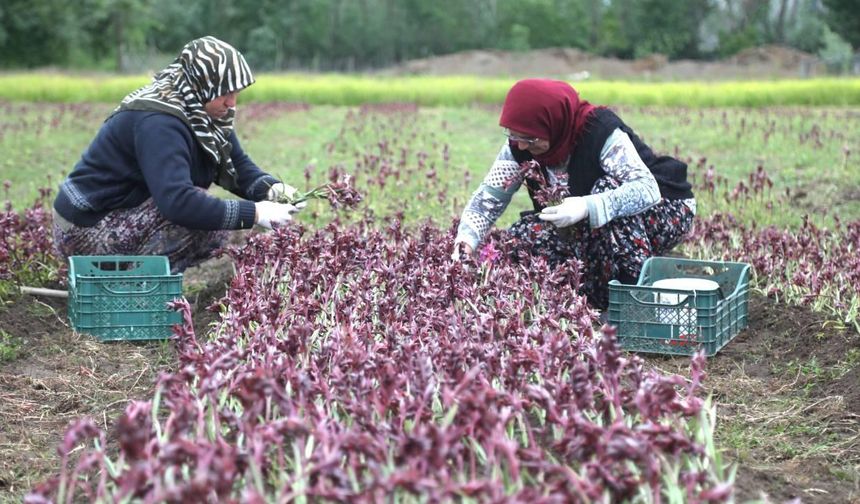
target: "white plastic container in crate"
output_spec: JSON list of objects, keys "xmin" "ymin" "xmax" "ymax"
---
[{"xmin": 608, "ymin": 257, "xmax": 750, "ymax": 356}]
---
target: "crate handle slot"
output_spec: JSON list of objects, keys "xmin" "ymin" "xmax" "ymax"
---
[
  {"xmin": 630, "ymin": 296, "xmax": 686, "ymax": 308},
  {"xmin": 672, "ymin": 264, "xmax": 727, "ymax": 277},
  {"xmin": 101, "ymin": 282, "xmax": 163, "ymax": 295},
  {"xmin": 92, "ymin": 260, "xmax": 143, "ymax": 272},
  {"xmin": 628, "ymin": 289, "xmax": 714, "ymax": 308}
]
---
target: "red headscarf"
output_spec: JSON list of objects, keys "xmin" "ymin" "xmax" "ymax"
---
[{"xmin": 499, "ymin": 79, "xmax": 597, "ymax": 167}]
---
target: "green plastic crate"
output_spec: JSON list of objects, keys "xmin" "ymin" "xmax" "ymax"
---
[
  {"xmin": 608, "ymin": 257, "xmax": 751, "ymax": 356},
  {"xmin": 68, "ymin": 255, "xmax": 184, "ymax": 341}
]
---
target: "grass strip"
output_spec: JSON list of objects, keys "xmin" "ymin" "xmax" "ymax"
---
[{"xmin": 1, "ymin": 73, "xmax": 859, "ymax": 107}]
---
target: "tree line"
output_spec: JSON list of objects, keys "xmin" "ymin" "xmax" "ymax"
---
[{"xmin": 1, "ymin": 0, "xmax": 857, "ymax": 73}]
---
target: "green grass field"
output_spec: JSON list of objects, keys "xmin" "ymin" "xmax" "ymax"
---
[
  {"xmin": 2, "ymin": 84, "xmax": 860, "ymax": 501},
  {"xmin": 3, "ymin": 101, "xmax": 858, "ymax": 230}
]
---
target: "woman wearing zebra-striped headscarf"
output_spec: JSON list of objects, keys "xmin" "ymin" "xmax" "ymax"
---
[{"xmin": 52, "ymin": 36, "xmax": 301, "ymax": 273}]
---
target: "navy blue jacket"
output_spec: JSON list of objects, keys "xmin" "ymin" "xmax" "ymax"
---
[{"xmin": 54, "ymin": 110, "xmax": 277, "ymax": 230}]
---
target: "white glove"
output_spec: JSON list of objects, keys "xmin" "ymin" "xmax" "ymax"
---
[
  {"xmin": 538, "ymin": 197, "xmax": 589, "ymax": 228},
  {"xmin": 451, "ymin": 241, "xmax": 474, "ymax": 261},
  {"xmin": 267, "ymin": 182, "xmax": 307, "ymax": 212},
  {"xmin": 255, "ymin": 201, "xmax": 299, "ymax": 229},
  {"xmin": 267, "ymin": 182, "xmax": 299, "ymax": 202}
]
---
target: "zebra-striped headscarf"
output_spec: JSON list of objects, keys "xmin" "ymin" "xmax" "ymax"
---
[{"xmin": 114, "ymin": 36, "xmax": 255, "ymax": 191}]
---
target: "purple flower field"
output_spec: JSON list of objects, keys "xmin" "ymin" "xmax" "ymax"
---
[{"xmin": 1, "ymin": 101, "xmax": 859, "ymax": 502}]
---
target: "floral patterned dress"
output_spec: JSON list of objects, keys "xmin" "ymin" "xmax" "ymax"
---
[{"xmin": 53, "ymin": 198, "xmax": 230, "ymax": 274}]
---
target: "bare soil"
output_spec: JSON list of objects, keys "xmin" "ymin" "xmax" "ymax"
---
[
  {"xmin": 670, "ymin": 295, "xmax": 860, "ymax": 503},
  {"xmin": 1, "ymin": 258, "xmax": 858, "ymax": 502},
  {"xmin": 379, "ymin": 45, "xmax": 826, "ymax": 81},
  {"xmin": 0, "ymin": 255, "xmax": 234, "ymax": 500}
]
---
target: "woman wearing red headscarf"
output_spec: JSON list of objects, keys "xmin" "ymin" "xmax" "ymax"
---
[{"xmin": 453, "ymin": 79, "xmax": 695, "ymax": 309}]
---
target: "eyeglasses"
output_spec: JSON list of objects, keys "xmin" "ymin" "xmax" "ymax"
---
[{"xmin": 503, "ymin": 129, "xmax": 540, "ymax": 146}]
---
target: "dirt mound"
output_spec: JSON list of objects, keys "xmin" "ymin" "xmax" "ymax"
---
[
  {"xmin": 394, "ymin": 47, "xmax": 597, "ymax": 78},
  {"xmin": 380, "ymin": 45, "xmax": 825, "ymax": 80},
  {"xmin": 731, "ymin": 44, "xmax": 819, "ymax": 69}
]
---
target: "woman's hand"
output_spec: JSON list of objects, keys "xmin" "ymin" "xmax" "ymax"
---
[
  {"xmin": 451, "ymin": 241, "xmax": 474, "ymax": 261},
  {"xmin": 267, "ymin": 182, "xmax": 299, "ymax": 202},
  {"xmin": 539, "ymin": 197, "xmax": 588, "ymax": 227},
  {"xmin": 255, "ymin": 201, "xmax": 300, "ymax": 229}
]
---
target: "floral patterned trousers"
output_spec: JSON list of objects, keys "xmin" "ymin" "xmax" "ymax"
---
[
  {"xmin": 507, "ymin": 177, "xmax": 694, "ymax": 310},
  {"xmin": 53, "ymin": 199, "xmax": 230, "ymax": 274}
]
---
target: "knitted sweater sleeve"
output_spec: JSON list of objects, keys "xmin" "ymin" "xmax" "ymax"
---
[
  {"xmin": 455, "ymin": 143, "xmax": 523, "ymax": 250},
  {"xmin": 582, "ymin": 128, "xmax": 661, "ymax": 228},
  {"xmin": 135, "ymin": 115, "xmax": 257, "ymax": 230}
]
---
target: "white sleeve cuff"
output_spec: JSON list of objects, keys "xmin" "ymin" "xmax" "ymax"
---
[
  {"xmin": 584, "ymin": 193, "xmax": 610, "ymax": 228},
  {"xmin": 454, "ymin": 230, "xmax": 480, "ymax": 251}
]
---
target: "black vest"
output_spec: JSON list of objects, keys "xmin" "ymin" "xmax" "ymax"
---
[{"xmin": 511, "ymin": 108, "xmax": 694, "ymax": 211}]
